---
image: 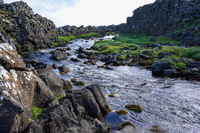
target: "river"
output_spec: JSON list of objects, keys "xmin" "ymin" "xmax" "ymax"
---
[{"xmin": 25, "ymin": 36, "xmax": 200, "ymax": 133}]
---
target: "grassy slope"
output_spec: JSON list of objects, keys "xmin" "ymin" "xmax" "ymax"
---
[{"xmin": 93, "ymin": 34, "xmax": 200, "ymax": 69}]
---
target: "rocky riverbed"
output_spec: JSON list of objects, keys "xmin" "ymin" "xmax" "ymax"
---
[{"xmin": 25, "ymin": 36, "xmax": 200, "ymax": 133}]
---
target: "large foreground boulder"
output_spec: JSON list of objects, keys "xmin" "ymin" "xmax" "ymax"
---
[
  {"xmin": 36, "ymin": 66, "xmax": 64, "ymax": 97},
  {"xmin": 51, "ymin": 49, "xmax": 68, "ymax": 61},
  {"xmin": 24, "ymin": 99, "xmax": 111, "ymax": 133},
  {"xmin": 0, "ymin": 66, "xmax": 35, "ymax": 133},
  {"xmin": 0, "ymin": 43, "xmax": 26, "ymax": 70},
  {"xmin": 66, "ymin": 84, "xmax": 112, "ymax": 121},
  {"xmin": 0, "ymin": 43, "xmax": 56, "ymax": 133}
]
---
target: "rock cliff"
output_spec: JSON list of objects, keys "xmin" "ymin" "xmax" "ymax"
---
[
  {"xmin": 57, "ymin": 25, "xmax": 113, "ymax": 36},
  {"xmin": 0, "ymin": 1, "xmax": 59, "ymax": 51},
  {"xmin": 125, "ymin": 0, "xmax": 200, "ymax": 35}
]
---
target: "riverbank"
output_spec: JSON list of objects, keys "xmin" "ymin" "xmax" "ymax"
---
[{"xmin": 92, "ymin": 34, "xmax": 200, "ymax": 81}]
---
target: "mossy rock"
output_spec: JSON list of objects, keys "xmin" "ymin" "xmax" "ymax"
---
[
  {"xmin": 116, "ymin": 110, "xmax": 129, "ymax": 115},
  {"xmin": 63, "ymin": 81, "xmax": 73, "ymax": 90},
  {"xmin": 139, "ymin": 83, "xmax": 147, "ymax": 87},
  {"xmin": 105, "ymin": 104, "xmax": 112, "ymax": 113},
  {"xmin": 84, "ymin": 61, "xmax": 89, "ymax": 64},
  {"xmin": 108, "ymin": 94, "xmax": 115, "ymax": 97},
  {"xmin": 90, "ymin": 62, "xmax": 96, "ymax": 65},
  {"xmin": 60, "ymin": 72, "xmax": 64, "ymax": 75},
  {"xmin": 73, "ymin": 81, "xmax": 85, "ymax": 86},
  {"xmin": 97, "ymin": 65, "xmax": 105, "ymax": 68},
  {"xmin": 125, "ymin": 104, "xmax": 143, "ymax": 113},
  {"xmin": 149, "ymin": 125, "xmax": 165, "ymax": 133},
  {"xmin": 118, "ymin": 121, "xmax": 135, "ymax": 130},
  {"xmin": 71, "ymin": 78, "xmax": 77, "ymax": 83}
]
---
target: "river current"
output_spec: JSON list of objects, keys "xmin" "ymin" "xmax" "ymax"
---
[{"xmin": 25, "ymin": 36, "xmax": 200, "ymax": 133}]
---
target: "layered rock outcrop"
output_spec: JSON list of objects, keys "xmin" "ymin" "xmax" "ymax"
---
[
  {"xmin": 125, "ymin": 0, "xmax": 200, "ymax": 35},
  {"xmin": 0, "ymin": 1, "xmax": 59, "ymax": 51},
  {"xmin": 57, "ymin": 25, "xmax": 113, "ymax": 36}
]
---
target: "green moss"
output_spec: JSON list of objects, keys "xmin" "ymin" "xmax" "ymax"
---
[
  {"xmin": 63, "ymin": 81, "xmax": 73, "ymax": 90},
  {"xmin": 156, "ymin": 46, "xmax": 185, "ymax": 56},
  {"xmin": 52, "ymin": 91, "xmax": 56, "ymax": 95},
  {"xmin": 71, "ymin": 78, "xmax": 77, "ymax": 83},
  {"xmin": 118, "ymin": 55, "xmax": 126, "ymax": 60},
  {"xmin": 197, "ymin": 4, "xmax": 200, "ymax": 8},
  {"xmin": 149, "ymin": 125, "xmax": 165, "ymax": 133},
  {"xmin": 118, "ymin": 121, "xmax": 136, "ymax": 130},
  {"xmin": 108, "ymin": 94, "xmax": 115, "ymax": 97},
  {"xmin": 174, "ymin": 62, "xmax": 186, "ymax": 69},
  {"xmin": 116, "ymin": 110, "xmax": 129, "ymax": 115},
  {"xmin": 53, "ymin": 42, "xmax": 60, "ymax": 47},
  {"xmin": 106, "ymin": 32, "xmax": 116, "ymax": 35},
  {"xmin": 94, "ymin": 34, "xmax": 180, "ymax": 56},
  {"xmin": 139, "ymin": 83, "xmax": 147, "ymax": 87},
  {"xmin": 56, "ymin": 94, "xmax": 65, "ymax": 100},
  {"xmin": 180, "ymin": 47, "xmax": 200, "ymax": 61},
  {"xmin": 125, "ymin": 104, "xmax": 143, "ymax": 113},
  {"xmin": 58, "ymin": 35, "xmax": 77, "ymax": 43},
  {"xmin": 31, "ymin": 106, "xmax": 44, "ymax": 120},
  {"xmin": 104, "ymin": 104, "xmax": 112, "ymax": 113}
]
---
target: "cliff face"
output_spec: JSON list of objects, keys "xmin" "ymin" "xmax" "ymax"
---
[
  {"xmin": 125, "ymin": 0, "xmax": 200, "ymax": 35},
  {"xmin": 0, "ymin": 1, "xmax": 58, "ymax": 51},
  {"xmin": 57, "ymin": 25, "xmax": 113, "ymax": 36}
]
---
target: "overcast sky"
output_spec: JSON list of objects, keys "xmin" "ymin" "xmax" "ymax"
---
[{"xmin": 4, "ymin": 0, "xmax": 155, "ymax": 27}]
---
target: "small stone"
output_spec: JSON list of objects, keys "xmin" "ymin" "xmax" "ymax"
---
[
  {"xmin": 108, "ymin": 94, "xmax": 115, "ymax": 97},
  {"xmin": 71, "ymin": 78, "xmax": 77, "ymax": 83},
  {"xmin": 125, "ymin": 104, "xmax": 142, "ymax": 113},
  {"xmin": 74, "ymin": 81, "xmax": 85, "ymax": 86},
  {"xmin": 116, "ymin": 110, "xmax": 129, "ymax": 115}
]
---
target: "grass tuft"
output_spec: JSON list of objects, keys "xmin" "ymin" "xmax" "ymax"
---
[{"xmin": 31, "ymin": 106, "xmax": 44, "ymax": 120}]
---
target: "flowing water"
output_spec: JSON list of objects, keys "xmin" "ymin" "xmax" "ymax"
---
[{"xmin": 25, "ymin": 36, "xmax": 200, "ymax": 133}]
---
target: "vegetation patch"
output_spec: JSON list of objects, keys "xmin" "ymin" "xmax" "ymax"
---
[
  {"xmin": 31, "ymin": 106, "xmax": 44, "ymax": 120},
  {"xmin": 180, "ymin": 47, "xmax": 200, "ymax": 61},
  {"xmin": 106, "ymin": 32, "xmax": 116, "ymax": 35},
  {"xmin": 58, "ymin": 35, "xmax": 77, "ymax": 43},
  {"xmin": 53, "ymin": 42, "xmax": 60, "ymax": 47},
  {"xmin": 58, "ymin": 33, "xmax": 102, "ymax": 44}
]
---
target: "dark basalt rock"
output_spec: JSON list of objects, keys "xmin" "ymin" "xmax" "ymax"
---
[
  {"xmin": 59, "ymin": 65, "xmax": 70, "ymax": 74},
  {"xmin": 52, "ymin": 63, "xmax": 59, "ymax": 69},
  {"xmin": 33, "ymin": 76, "xmax": 56, "ymax": 107},
  {"xmin": 152, "ymin": 61, "xmax": 172, "ymax": 76},
  {"xmin": 57, "ymin": 25, "xmax": 112, "ymax": 36},
  {"xmin": 66, "ymin": 84, "xmax": 112, "ymax": 121},
  {"xmin": 70, "ymin": 58, "xmax": 81, "ymax": 62},
  {"xmin": 62, "ymin": 79, "xmax": 73, "ymax": 90},
  {"xmin": 0, "ymin": 1, "xmax": 60, "ymax": 51},
  {"xmin": 24, "ymin": 99, "xmax": 110, "ymax": 133},
  {"xmin": 51, "ymin": 50, "xmax": 68, "ymax": 61},
  {"xmin": 125, "ymin": 0, "xmax": 200, "ymax": 36},
  {"xmin": 78, "ymin": 53, "xmax": 88, "ymax": 58},
  {"xmin": 37, "ymin": 67, "xmax": 64, "ymax": 97},
  {"xmin": 140, "ymin": 54, "xmax": 150, "ymax": 60}
]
